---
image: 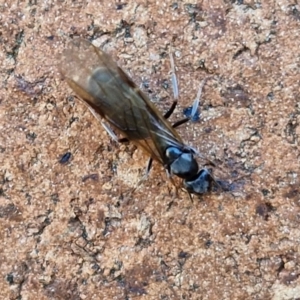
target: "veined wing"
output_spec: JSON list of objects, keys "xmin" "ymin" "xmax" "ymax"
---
[{"xmin": 59, "ymin": 38, "xmax": 187, "ymax": 163}]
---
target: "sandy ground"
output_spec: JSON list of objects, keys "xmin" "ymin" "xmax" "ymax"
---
[{"xmin": 1, "ymin": 0, "xmax": 300, "ymax": 299}]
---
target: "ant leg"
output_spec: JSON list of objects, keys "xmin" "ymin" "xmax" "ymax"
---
[
  {"xmin": 164, "ymin": 50, "xmax": 179, "ymax": 119},
  {"xmin": 189, "ymin": 76, "xmax": 208, "ymax": 119},
  {"xmin": 82, "ymin": 102, "xmax": 128, "ymax": 143},
  {"xmin": 118, "ymin": 137, "xmax": 129, "ymax": 143},
  {"xmin": 172, "ymin": 117, "xmax": 190, "ymax": 128},
  {"xmin": 130, "ymin": 158, "xmax": 153, "ymax": 195},
  {"xmin": 101, "ymin": 121, "xmax": 118, "ymax": 142},
  {"xmin": 100, "ymin": 121, "xmax": 127, "ymax": 143},
  {"xmin": 171, "ymin": 77, "xmax": 209, "ymax": 128},
  {"xmin": 146, "ymin": 157, "xmax": 153, "ymax": 175},
  {"xmin": 101, "ymin": 122, "xmax": 129, "ymax": 143}
]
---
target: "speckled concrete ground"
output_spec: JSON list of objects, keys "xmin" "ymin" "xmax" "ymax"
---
[{"xmin": 1, "ymin": 0, "xmax": 300, "ymax": 299}]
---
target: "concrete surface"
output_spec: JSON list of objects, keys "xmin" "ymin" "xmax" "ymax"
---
[{"xmin": 1, "ymin": 0, "xmax": 300, "ymax": 299}]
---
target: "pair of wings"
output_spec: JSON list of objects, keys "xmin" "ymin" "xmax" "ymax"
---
[{"xmin": 59, "ymin": 38, "xmax": 190, "ymax": 164}]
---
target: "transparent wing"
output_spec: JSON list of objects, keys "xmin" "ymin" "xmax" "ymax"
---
[{"xmin": 59, "ymin": 38, "xmax": 186, "ymax": 163}]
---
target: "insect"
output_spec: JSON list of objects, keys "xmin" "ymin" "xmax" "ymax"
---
[{"xmin": 59, "ymin": 38, "xmax": 214, "ymax": 195}]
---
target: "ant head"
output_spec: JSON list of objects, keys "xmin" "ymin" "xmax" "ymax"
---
[{"xmin": 183, "ymin": 169, "xmax": 213, "ymax": 194}]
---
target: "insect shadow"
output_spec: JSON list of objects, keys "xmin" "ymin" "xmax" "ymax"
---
[{"xmin": 59, "ymin": 38, "xmax": 218, "ymax": 196}]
